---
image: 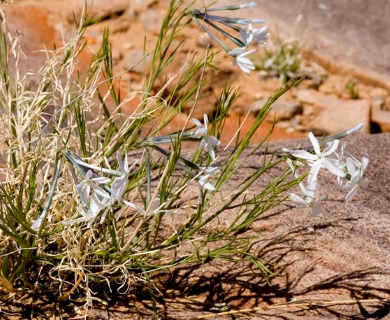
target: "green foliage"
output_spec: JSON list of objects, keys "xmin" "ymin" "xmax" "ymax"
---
[
  {"xmin": 255, "ymin": 36, "xmax": 302, "ymax": 82},
  {"xmin": 0, "ymin": 0, "xmax": 300, "ymax": 313},
  {"xmin": 345, "ymin": 80, "xmax": 360, "ymax": 99}
]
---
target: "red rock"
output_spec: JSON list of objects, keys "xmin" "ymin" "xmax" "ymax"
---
[
  {"xmin": 308, "ymin": 98, "xmax": 370, "ymax": 135},
  {"xmin": 5, "ymin": 5, "xmax": 57, "ymax": 72},
  {"xmin": 297, "ymin": 89, "xmax": 370, "ymax": 134},
  {"xmin": 69, "ymin": 0, "xmax": 130, "ymax": 22},
  {"xmin": 371, "ymin": 105, "xmax": 390, "ymax": 132},
  {"xmin": 250, "ymin": 99, "xmax": 302, "ymax": 122}
]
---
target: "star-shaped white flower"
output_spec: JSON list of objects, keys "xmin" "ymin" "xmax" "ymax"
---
[
  {"xmin": 289, "ymin": 178, "xmax": 327, "ymax": 215},
  {"xmin": 343, "ymin": 155, "xmax": 369, "ymax": 203},
  {"xmin": 192, "ymin": 114, "xmax": 220, "ymax": 161},
  {"xmin": 283, "ymin": 132, "xmax": 345, "ymax": 185},
  {"xmin": 64, "ymin": 192, "xmax": 110, "ymax": 227},
  {"xmin": 76, "ymin": 170, "xmax": 111, "ymax": 205},
  {"xmin": 240, "ymin": 24, "xmax": 269, "ymax": 46},
  {"xmin": 228, "ymin": 47, "xmax": 257, "ymax": 74},
  {"xmin": 110, "ymin": 152, "xmax": 131, "ymax": 203},
  {"xmin": 197, "ymin": 166, "xmax": 219, "ymax": 191},
  {"xmin": 286, "ymin": 158, "xmax": 326, "ymax": 214},
  {"xmin": 334, "ymin": 143, "xmax": 348, "ymax": 188},
  {"xmin": 124, "ymin": 197, "xmax": 162, "ymax": 216}
]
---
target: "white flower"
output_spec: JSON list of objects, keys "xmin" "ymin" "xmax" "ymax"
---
[
  {"xmin": 289, "ymin": 178, "xmax": 327, "ymax": 215},
  {"xmin": 249, "ymin": 25, "xmax": 269, "ymax": 44},
  {"xmin": 110, "ymin": 152, "xmax": 131, "ymax": 203},
  {"xmin": 228, "ymin": 47, "xmax": 257, "ymax": 74},
  {"xmin": 343, "ymin": 155, "xmax": 369, "ymax": 203},
  {"xmin": 64, "ymin": 192, "xmax": 110, "ymax": 227},
  {"xmin": 124, "ymin": 197, "xmax": 161, "ymax": 216},
  {"xmin": 283, "ymin": 132, "xmax": 345, "ymax": 185},
  {"xmin": 76, "ymin": 170, "xmax": 111, "ymax": 205},
  {"xmin": 192, "ymin": 114, "xmax": 220, "ymax": 161},
  {"xmin": 240, "ymin": 24, "xmax": 269, "ymax": 46},
  {"xmin": 198, "ymin": 166, "xmax": 219, "ymax": 191},
  {"xmin": 286, "ymin": 158, "xmax": 326, "ymax": 214},
  {"xmin": 333, "ymin": 143, "xmax": 349, "ymax": 187}
]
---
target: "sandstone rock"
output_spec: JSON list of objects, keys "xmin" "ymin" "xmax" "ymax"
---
[
  {"xmin": 307, "ymin": 98, "xmax": 370, "ymax": 135},
  {"xmin": 139, "ymin": 8, "xmax": 164, "ymax": 33},
  {"xmin": 370, "ymin": 88, "xmax": 388, "ymax": 108},
  {"xmin": 107, "ymin": 19, "xmax": 130, "ymax": 34},
  {"xmin": 196, "ymin": 33, "xmax": 215, "ymax": 49},
  {"xmin": 119, "ymin": 49, "xmax": 153, "ymax": 74},
  {"xmin": 302, "ymin": 103, "xmax": 324, "ymax": 118},
  {"xmin": 318, "ymin": 74, "xmax": 352, "ymax": 98},
  {"xmin": 185, "ymin": 90, "xmax": 217, "ymax": 121},
  {"xmin": 69, "ymin": 0, "xmax": 129, "ymax": 22},
  {"xmin": 383, "ymin": 95, "xmax": 390, "ymax": 111},
  {"xmin": 298, "ymin": 63, "xmax": 327, "ymax": 89},
  {"xmin": 129, "ymin": 0, "xmax": 157, "ymax": 14},
  {"xmin": 111, "ymin": 50, "xmax": 123, "ymax": 64},
  {"xmin": 251, "ymin": 99, "xmax": 302, "ymax": 122},
  {"xmin": 275, "ymin": 120, "xmax": 298, "ymax": 133},
  {"xmin": 297, "ymin": 89, "xmax": 370, "ymax": 134},
  {"xmin": 297, "ymin": 89, "xmax": 326, "ymax": 105},
  {"xmin": 6, "ymin": 5, "xmax": 57, "ymax": 73},
  {"xmin": 371, "ymin": 105, "xmax": 390, "ymax": 132},
  {"xmin": 370, "ymin": 87, "xmax": 388, "ymax": 102}
]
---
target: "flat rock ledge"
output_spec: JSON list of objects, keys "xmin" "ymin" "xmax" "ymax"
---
[{"xmin": 88, "ymin": 132, "xmax": 390, "ymax": 319}]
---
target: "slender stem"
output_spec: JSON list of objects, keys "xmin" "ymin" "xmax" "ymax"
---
[{"xmin": 33, "ymin": 157, "xmax": 62, "ymax": 233}]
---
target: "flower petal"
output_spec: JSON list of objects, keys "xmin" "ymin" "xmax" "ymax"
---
[
  {"xmin": 290, "ymin": 193, "xmax": 307, "ymax": 206},
  {"xmin": 361, "ymin": 155, "xmax": 369, "ymax": 171},
  {"xmin": 308, "ymin": 132, "xmax": 321, "ymax": 155},
  {"xmin": 322, "ymin": 158, "xmax": 346, "ymax": 178},
  {"xmin": 322, "ymin": 139, "xmax": 339, "ymax": 157},
  {"xmin": 123, "ymin": 201, "xmax": 146, "ymax": 215},
  {"xmin": 236, "ymin": 56, "xmax": 255, "ymax": 74},
  {"xmin": 345, "ymin": 185, "xmax": 358, "ymax": 203},
  {"xmin": 308, "ymin": 160, "xmax": 321, "ymax": 185},
  {"xmin": 199, "ymin": 179, "xmax": 216, "ymax": 191},
  {"xmin": 288, "ymin": 149, "xmax": 317, "ymax": 161},
  {"xmin": 346, "ymin": 157, "xmax": 357, "ymax": 176},
  {"xmin": 203, "ymin": 114, "xmax": 209, "ymax": 127},
  {"xmin": 311, "ymin": 203, "xmax": 322, "ymax": 215},
  {"xmin": 192, "ymin": 118, "xmax": 203, "ymax": 128},
  {"xmin": 206, "ymin": 135, "xmax": 220, "ymax": 146},
  {"xmin": 148, "ymin": 198, "xmax": 161, "ymax": 215}
]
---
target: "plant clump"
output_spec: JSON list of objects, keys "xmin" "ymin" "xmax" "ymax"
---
[{"xmin": 0, "ymin": 1, "xmax": 369, "ymax": 317}]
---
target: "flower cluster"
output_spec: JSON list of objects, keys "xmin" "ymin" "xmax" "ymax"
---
[
  {"xmin": 187, "ymin": 2, "xmax": 269, "ymax": 74},
  {"xmin": 283, "ymin": 124, "xmax": 369, "ymax": 214},
  {"xmin": 61, "ymin": 151, "xmax": 139, "ymax": 227},
  {"xmin": 34, "ymin": 114, "xmax": 221, "ymax": 228}
]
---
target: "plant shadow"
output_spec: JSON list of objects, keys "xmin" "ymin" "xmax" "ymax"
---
[
  {"xmin": 101, "ymin": 218, "xmax": 390, "ymax": 319},
  {"xmin": 1, "ymin": 217, "xmax": 389, "ymax": 320}
]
